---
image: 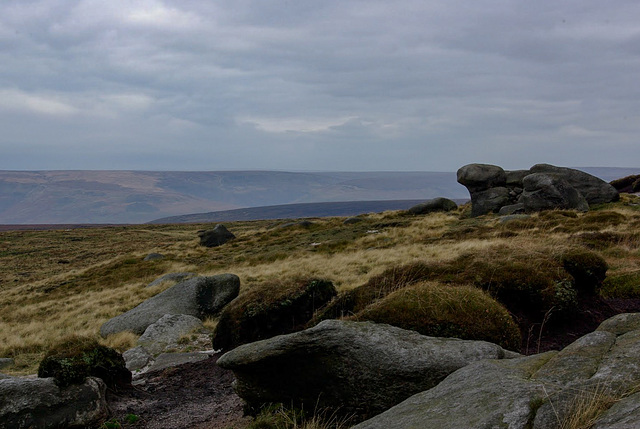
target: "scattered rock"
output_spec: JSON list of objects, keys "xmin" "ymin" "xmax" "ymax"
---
[
  {"xmin": 146, "ymin": 272, "xmax": 197, "ymax": 288},
  {"xmin": 100, "ymin": 274, "xmax": 240, "ymax": 336},
  {"xmin": 498, "ymin": 203, "xmax": 525, "ymax": 215},
  {"xmin": 0, "ymin": 358, "xmax": 13, "ymax": 370},
  {"xmin": 137, "ymin": 314, "xmax": 204, "ymax": 355},
  {"xmin": 217, "ymin": 319, "xmax": 516, "ymax": 420},
  {"xmin": 212, "ymin": 278, "xmax": 336, "ymax": 351},
  {"xmin": 122, "ymin": 346, "xmax": 152, "ymax": 372},
  {"xmin": 143, "ymin": 253, "xmax": 164, "ymax": 261},
  {"xmin": 0, "ymin": 376, "xmax": 108, "ymax": 429},
  {"xmin": 406, "ymin": 197, "xmax": 458, "ymax": 215},
  {"xmin": 198, "ymin": 225, "xmax": 236, "ymax": 248},
  {"xmin": 610, "ymin": 174, "xmax": 640, "ymax": 194}
]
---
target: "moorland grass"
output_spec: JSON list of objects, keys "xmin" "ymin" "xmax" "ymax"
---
[{"xmin": 1, "ymin": 195, "xmax": 640, "ymax": 373}]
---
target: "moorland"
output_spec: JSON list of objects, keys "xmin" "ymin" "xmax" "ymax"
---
[{"xmin": 2, "ymin": 193, "xmax": 640, "ymax": 379}]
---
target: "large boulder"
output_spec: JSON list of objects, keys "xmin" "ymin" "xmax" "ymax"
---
[
  {"xmin": 100, "ymin": 274, "xmax": 240, "ymax": 336},
  {"xmin": 521, "ymin": 173, "xmax": 589, "ymax": 213},
  {"xmin": 353, "ymin": 313, "xmax": 640, "ymax": 429},
  {"xmin": 0, "ymin": 376, "xmax": 108, "ymax": 429},
  {"xmin": 198, "ymin": 224, "xmax": 236, "ymax": 247},
  {"xmin": 212, "ymin": 278, "xmax": 336, "ymax": 351},
  {"xmin": 530, "ymin": 164, "xmax": 619, "ymax": 205},
  {"xmin": 217, "ymin": 319, "xmax": 517, "ymax": 420},
  {"xmin": 137, "ymin": 314, "xmax": 204, "ymax": 355},
  {"xmin": 457, "ymin": 164, "xmax": 507, "ymax": 192},
  {"xmin": 406, "ymin": 197, "xmax": 458, "ymax": 215}
]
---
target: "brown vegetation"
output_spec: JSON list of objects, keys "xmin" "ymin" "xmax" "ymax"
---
[{"xmin": 1, "ymin": 194, "xmax": 640, "ymax": 374}]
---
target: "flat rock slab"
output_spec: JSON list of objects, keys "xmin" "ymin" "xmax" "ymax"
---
[
  {"xmin": 100, "ymin": 273, "xmax": 239, "ymax": 336},
  {"xmin": 0, "ymin": 376, "xmax": 108, "ymax": 429},
  {"xmin": 146, "ymin": 352, "xmax": 210, "ymax": 373},
  {"xmin": 354, "ymin": 312, "xmax": 640, "ymax": 429},
  {"xmin": 218, "ymin": 319, "xmax": 515, "ymax": 419}
]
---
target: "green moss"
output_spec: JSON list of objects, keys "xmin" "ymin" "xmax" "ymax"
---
[
  {"xmin": 212, "ymin": 278, "xmax": 337, "ymax": 350},
  {"xmin": 353, "ymin": 282, "xmax": 522, "ymax": 351},
  {"xmin": 37, "ymin": 335, "xmax": 131, "ymax": 388},
  {"xmin": 601, "ymin": 272, "xmax": 640, "ymax": 298},
  {"xmin": 561, "ymin": 249, "xmax": 608, "ymax": 295}
]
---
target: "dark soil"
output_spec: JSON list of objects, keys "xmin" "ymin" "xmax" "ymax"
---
[{"xmin": 106, "ymin": 353, "xmax": 250, "ymax": 429}]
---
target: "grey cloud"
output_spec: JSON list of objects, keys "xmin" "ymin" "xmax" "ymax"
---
[{"xmin": 0, "ymin": 0, "xmax": 639, "ymax": 172}]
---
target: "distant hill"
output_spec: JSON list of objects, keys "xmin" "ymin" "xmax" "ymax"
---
[
  {"xmin": 148, "ymin": 199, "xmax": 469, "ymax": 224},
  {"xmin": 0, "ymin": 167, "xmax": 636, "ymax": 224}
]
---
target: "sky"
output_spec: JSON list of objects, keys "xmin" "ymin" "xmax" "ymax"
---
[{"xmin": 1, "ymin": 0, "xmax": 639, "ymax": 172}]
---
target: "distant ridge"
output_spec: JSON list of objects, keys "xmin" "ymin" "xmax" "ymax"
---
[{"xmin": 148, "ymin": 199, "xmax": 469, "ymax": 224}]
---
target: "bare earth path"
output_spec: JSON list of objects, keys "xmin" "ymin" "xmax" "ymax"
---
[{"xmin": 106, "ymin": 353, "xmax": 250, "ymax": 429}]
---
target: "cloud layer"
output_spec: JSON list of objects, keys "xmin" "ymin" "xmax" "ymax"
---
[{"xmin": 1, "ymin": 0, "xmax": 639, "ymax": 171}]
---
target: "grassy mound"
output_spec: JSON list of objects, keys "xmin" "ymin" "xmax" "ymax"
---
[
  {"xmin": 352, "ymin": 282, "xmax": 522, "ymax": 351},
  {"xmin": 37, "ymin": 335, "xmax": 130, "ymax": 388},
  {"xmin": 212, "ymin": 278, "xmax": 336, "ymax": 351}
]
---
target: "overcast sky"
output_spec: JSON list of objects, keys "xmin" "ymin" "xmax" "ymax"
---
[{"xmin": 1, "ymin": 0, "xmax": 639, "ymax": 172}]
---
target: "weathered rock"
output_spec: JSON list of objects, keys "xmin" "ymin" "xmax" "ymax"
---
[
  {"xmin": 498, "ymin": 203, "xmax": 525, "ymax": 215},
  {"xmin": 354, "ymin": 312, "xmax": 640, "ymax": 429},
  {"xmin": 530, "ymin": 164, "xmax": 619, "ymax": 205},
  {"xmin": 278, "ymin": 220, "xmax": 314, "ymax": 229},
  {"xmin": 352, "ymin": 353, "xmax": 555, "ymax": 429},
  {"xmin": 592, "ymin": 391, "xmax": 640, "ymax": 429},
  {"xmin": 0, "ymin": 374, "xmax": 12, "ymax": 380},
  {"xmin": 146, "ymin": 352, "xmax": 209, "ymax": 373},
  {"xmin": 143, "ymin": 252, "xmax": 164, "ymax": 261},
  {"xmin": 0, "ymin": 376, "xmax": 108, "ymax": 429},
  {"xmin": 521, "ymin": 173, "xmax": 589, "ymax": 212},
  {"xmin": 212, "ymin": 278, "xmax": 336, "ymax": 351},
  {"xmin": 470, "ymin": 186, "xmax": 511, "ymax": 216},
  {"xmin": 406, "ymin": 197, "xmax": 458, "ymax": 215},
  {"xmin": 100, "ymin": 274, "xmax": 240, "ymax": 336},
  {"xmin": 505, "ymin": 169, "xmax": 530, "ymax": 186},
  {"xmin": 457, "ymin": 164, "xmax": 507, "ymax": 192},
  {"xmin": 146, "ymin": 272, "xmax": 197, "ymax": 288},
  {"xmin": 137, "ymin": 314, "xmax": 204, "ymax": 355},
  {"xmin": 122, "ymin": 346, "xmax": 152, "ymax": 372},
  {"xmin": 217, "ymin": 319, "xmax": 516, "ymax": 419},
  {"xmin": 198, "ymin": 224, "xmax": 236, "ymax": 247},
  {"xmin": 597, "ymin": 312, "xmax": 640, "ymax": 335}
]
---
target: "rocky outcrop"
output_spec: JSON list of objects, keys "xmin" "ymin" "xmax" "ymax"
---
[
  {"xmin": 0, "ymin": 376, "xmax": 108, "ymax": 429},
  {"xmin": 100, "ymin": 274, "xmax": 239, "ymax": 336},
  {"xmin": 353, "ymin": 313, "xmax": 640, "ymax": 429},
  {"xmin": 457, "ymin": 163, "xmax": 619, "ymax": 217},
  {"xmin": 137, "ymin": 314, "xmax": 204, "ymax": 355},
  {"xmin": 521, "ymin": 173, "xmax": 589, "ymax": 212},
  {"xmin": 217, "ymin": 319, "xmax": 517, "ymax": 419},
  {"xmin": 406, "ymin": 197, "xmax": 458, "ymax": 215},
  {"xmin": 198, "ymin": 224, "xmax": 236, "ymax": 247}
]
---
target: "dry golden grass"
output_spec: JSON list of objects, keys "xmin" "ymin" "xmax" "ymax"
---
[{"xmin": 2, "ymin": 196, "xmax": 640, "ymax": 374}]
